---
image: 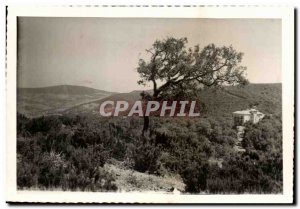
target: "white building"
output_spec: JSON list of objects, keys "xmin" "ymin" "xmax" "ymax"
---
[{"xmin": 233, "ymin": 109, "xmax": 265, "ymax": 126}]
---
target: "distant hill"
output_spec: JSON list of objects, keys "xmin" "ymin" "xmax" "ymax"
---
[
  {"xmin": 17, "ymin": 83, "xmax": 282, "ymax": 119},
  {"xmin": 18, "ymin": 85, "xmax": 114, "ymax": 95},
  {"xmin": 17, "ymin": 85, "xmax": 116, "ymax": 117},
  {"xmin": 63, "ymin": 83, "xmax": 282, "ymax": 118},
  {"xmin": 63, "ymin": 90, "xmax": 145, "ymax": 115},
  {"xmin": 198, "ymin": 83, "xmax": 282, "ymax": 120}
]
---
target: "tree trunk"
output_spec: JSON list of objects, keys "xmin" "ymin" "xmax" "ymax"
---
[
  {"xmin": 141, "ymin": 91, "xmax": 155, "ymax": 136},
  {"xmin": 142, "ymin": 115, "xmax": 150, "ymax": 136}
]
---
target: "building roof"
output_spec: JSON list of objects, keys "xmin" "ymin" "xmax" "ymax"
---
[
  {"xmin": 233, "ymin": 110, "xmax": 251, "ymax": 115},
  {"xmin": 233, "ymin": 108, "xmax": 264, "ymax": 116}
]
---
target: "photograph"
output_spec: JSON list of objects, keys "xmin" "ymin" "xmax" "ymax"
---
[{"xmin": 5, "ymin": 6, "xmax": 294, "ymax": 204}]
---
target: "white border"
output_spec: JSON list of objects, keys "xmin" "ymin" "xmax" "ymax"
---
[{"xmin": 5, "ymin": 6, "xmax": 294, "ymax": 203}]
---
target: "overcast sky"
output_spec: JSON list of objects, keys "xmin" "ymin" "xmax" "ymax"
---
[{"xmin": 17, "ymin": 17, "xmax": 281, "ymax": 93}]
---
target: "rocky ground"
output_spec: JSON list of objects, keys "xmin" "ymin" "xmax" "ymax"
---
[{"xmin": 104, "ymin": 163, "xmax": 184, "ymax": 193}]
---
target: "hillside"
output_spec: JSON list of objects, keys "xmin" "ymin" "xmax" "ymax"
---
[
  {"xmin": 17, "ymin": 85, "xmax": 116, "ymax": 117},
  {"xmin": 18, "ymin": 85, "xmax": 113, "ymax": 95},
  {"xmin": 17, "ymin": 83, "xmax": 283, "ymax": 194},
  {"xmin": 17, "ymin": 83, "xmax": 282, "ymax": 118},
  {"xmin": 63, "ymin": 83, "xmax": 282, "ymax": 118},
  {"xmin": 63, "ymin": 90, "xmax": 144, "ymax": 115},
  {"xmin": 198, "ymin": 83, "xmax": 282, "ymax": 119}
]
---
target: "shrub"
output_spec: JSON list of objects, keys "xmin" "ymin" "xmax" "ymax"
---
[
  {"xmin": 17, "ymin": 157, "xmax": 39, "ymax": 188},
  {"xmin": 16, "ymin": 112, "xmax": 282, "ymax": 194},
  {"xmin": 131, "ymin": 136, "xmax": 161, "ymax": 174},
  {"xmin": 38, "ymin": 151, "xmax": 66, "ymax": 187},
  {"xmin": 180, "ymin": 159, "xmax": 209, "ymax": 193}
]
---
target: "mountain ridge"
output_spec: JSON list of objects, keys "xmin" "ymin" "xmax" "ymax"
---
[
  {"xmin": 62, "ymin": 83, "xmax": 282, "ymax": 118},
  {"xmin": 17, "ymin": 83, "xmax": 282, "ymax": 118},
  {"xmin": 18, "ymin": 84, "xmax": 117, "ymax": 95}
]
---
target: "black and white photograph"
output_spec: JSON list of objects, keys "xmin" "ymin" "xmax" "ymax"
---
[{"xmin": 5, "ymin": 6, "xmax": 294, "ymax": 204}]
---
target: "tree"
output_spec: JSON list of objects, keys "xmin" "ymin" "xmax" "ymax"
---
[{"xmin": 137, "ymin": 37, "xmax": 249, "ymax": 132}]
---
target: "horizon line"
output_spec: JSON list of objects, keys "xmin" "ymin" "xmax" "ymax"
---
[{"xmin": 17, "ymin": 82, "xmax": 283, "ymax": 93}]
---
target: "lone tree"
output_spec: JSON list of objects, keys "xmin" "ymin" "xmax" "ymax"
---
[{"xmin": 137, "ymin": 37, "xmax": 249, "ymax": 133}]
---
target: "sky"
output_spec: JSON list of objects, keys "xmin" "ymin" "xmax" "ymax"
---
[{"xmin": 17, "ymin": 17, "xmax": 281, "ymax": 93}]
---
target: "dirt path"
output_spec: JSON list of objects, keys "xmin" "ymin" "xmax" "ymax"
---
[
  {"xmin": 104, "ymin": 163, "xmax": 185, "ymax": 193},
  {"xmin": 234, "ymin": 126, "xmax": 246, "ymax": 152}
]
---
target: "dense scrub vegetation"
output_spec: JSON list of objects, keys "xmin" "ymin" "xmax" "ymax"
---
[{"xmin": 17, "ymin": 110, "xmax": 282, "ymax": 193}]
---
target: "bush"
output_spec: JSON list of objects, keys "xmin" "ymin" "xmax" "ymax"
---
[
  {"xmin": 16, "ymin": 114, "xmax": 117, "ymax": 191},
  {"xmin": 206, "ymin": 154, "xmax": 282, "ymax": 194},
  {"xmin": 242, "ymin": 117, "xmax": 282, "ymax": 153},
  {"xmin": 38, "ymin": 151, "xmax": 66, "ymax": 187},
  {"xmin": 17, "ymin": 156, "xmax": 39, "ymax": 188},
  {"xmin": 16, "ymin": 113, "xmax": 282, "ymax": 194},
  {"xmin": 180, "ymin": 159, "xmax": 209, "ymax": 193},
  {"xmin": 131, "ymin": 136, "xmax": 161, "ymax": 174}
]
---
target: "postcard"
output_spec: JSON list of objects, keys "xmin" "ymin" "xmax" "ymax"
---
[{"xmin": 5, "ymin": 5, "xmax": 294, "ymax": 204}]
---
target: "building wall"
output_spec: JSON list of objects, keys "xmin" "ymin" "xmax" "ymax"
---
[
  {"xmin": 234, "ymin": 114, "xmax": 250, "ymax": 126},
  {"xmin": 234, "ymin": 115, "xmax": 242, "ymax": 126},
  {"xmin": 243, "ymin": 115, "xmax": 251, "ymax": 123},
  {"xmin": 253, "ymin": 114, "xmax": 259, "ymax": 124},
  {"xmin": 233, "ymin": 114, "xmax": 263, "ymax": 125}
]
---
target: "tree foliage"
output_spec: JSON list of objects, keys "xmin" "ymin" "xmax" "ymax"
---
[{"xmin": 137, "ymin": 37, "xmax": 249, "ymax": 99}]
